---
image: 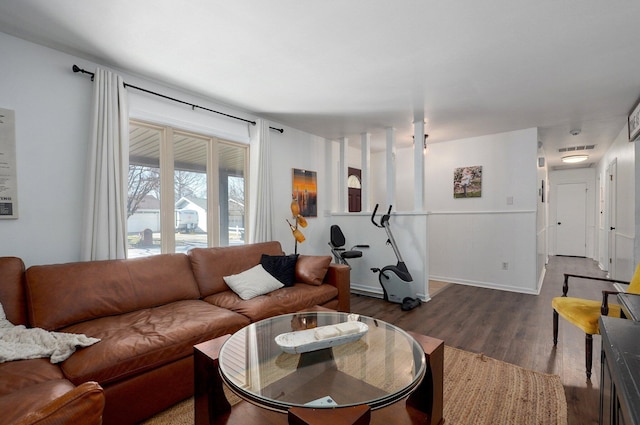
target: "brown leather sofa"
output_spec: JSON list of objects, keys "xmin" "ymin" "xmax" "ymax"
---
[{"xmin": 0, "ymin": 241, "xmax": 350, "ymax": 425}]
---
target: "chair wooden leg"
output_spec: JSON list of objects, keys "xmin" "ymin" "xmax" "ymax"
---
[
  {"xmin": 585, "ymin": 333, "xmax": 593, "ymax": 380},
  {"xmin": 553, "ymin": 310, "xmax": 559, "ymax": 346}
]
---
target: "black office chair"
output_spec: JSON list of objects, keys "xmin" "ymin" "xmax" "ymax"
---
[{"xmin": 329, "ymin": 225, "xmax": 369, "ymax": 268}]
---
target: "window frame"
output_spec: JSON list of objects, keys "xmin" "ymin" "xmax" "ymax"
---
[{"xmin": 128, "ymin": 119, "xmax": 249, "ymax": 255}]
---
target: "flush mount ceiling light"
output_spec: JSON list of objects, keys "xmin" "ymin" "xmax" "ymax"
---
[{"xmin": 561, "ymin": 154, "xmax": 589, "ymax": 164}]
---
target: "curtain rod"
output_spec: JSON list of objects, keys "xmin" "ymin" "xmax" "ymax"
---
[{"xmin": 72, "ymin": 65, "xmax": 284, "ymax": 133}]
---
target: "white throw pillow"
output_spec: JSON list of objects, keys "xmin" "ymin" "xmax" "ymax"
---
[{"xmin": 223, "ymin": 264, "xmax": 284, "ymax": 300}]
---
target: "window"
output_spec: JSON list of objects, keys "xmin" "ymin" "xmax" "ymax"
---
[{"xmin": 127, "ymin": 120, "xmax": 248, "ymax": 258}]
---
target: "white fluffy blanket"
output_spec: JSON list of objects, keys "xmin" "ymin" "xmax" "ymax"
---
[{"xmin": 0, "ymin": 303, "xmax": 100, "ymax": 364}]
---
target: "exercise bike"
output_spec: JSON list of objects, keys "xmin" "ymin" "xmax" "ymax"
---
[{"xmin": 370, "ymin": 204, "xmax": 421, "ymax": 311}]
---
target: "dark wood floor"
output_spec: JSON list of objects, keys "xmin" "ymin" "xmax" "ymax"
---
[{"xmin": 350, "ymin": 255, "xmax": 613, "ymax": 425}]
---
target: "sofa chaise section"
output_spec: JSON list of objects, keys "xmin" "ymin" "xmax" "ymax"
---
[
  {"xmin": 0, "ymin": 257, "xmax": 105, "ymax": 425},
  {"xmin": 23, "ymin": 253, "xmax": 250, "ymax": 425}
]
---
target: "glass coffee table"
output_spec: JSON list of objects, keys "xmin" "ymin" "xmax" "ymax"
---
[{"xmin": 194, "ymin": 311, "xmax": 444, "ymax": 425}]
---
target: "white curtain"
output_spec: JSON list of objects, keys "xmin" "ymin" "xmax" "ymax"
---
[
  {"xmin": 80, "ymin": 68, "xmax": 129, "ymax": 260},
  {"xmin": 251, "ymin": 119, "xmax": 273, "ymax": 242}
]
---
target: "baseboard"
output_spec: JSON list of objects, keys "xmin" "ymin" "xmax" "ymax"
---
[
  {"xmin": 349, "ymin": 284, "xmax": 428, "ymax": 302},
  {"xmin": 428, "ymin": 275, "xmax": 539, "ymax": 295}
]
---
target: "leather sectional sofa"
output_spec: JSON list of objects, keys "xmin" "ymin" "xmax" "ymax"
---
[{"xmin": 0, "ymin": 241, "xmax": 350, "ymax": 425}]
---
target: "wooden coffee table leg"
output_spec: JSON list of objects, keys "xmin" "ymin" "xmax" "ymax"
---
[
  {"xmin": 406, "ymin": 332, "xmax": 444, "ymax": 425},
  {"xmin": 194, "ymin": 335, "xmax": 232, "ymax": 425}
]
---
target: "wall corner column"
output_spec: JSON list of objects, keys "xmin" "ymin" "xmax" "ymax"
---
[
  {"xmin": 386, "ymin": 127, "xmax": 396, "ymax": 207},
  {"xmin": 414, "ymin": 120, "xmax": 425, "ymax": 211},
  {"xmin": 339, "ymin": 137, "xmax": 348, "ymax": 213},
  {"xmin": 361, "ymin": 132, "xmax": 371, "ymax": 212}
]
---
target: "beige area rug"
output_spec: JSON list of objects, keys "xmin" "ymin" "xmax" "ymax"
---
[{"xmin": 143, "ymin": 346, "xmax": 567, "ymax": 425}]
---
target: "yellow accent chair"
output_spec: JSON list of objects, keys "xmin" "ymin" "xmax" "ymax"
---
[{"xmin": 552, "ymin": 263, "xmax": 640, "ymax": 379}]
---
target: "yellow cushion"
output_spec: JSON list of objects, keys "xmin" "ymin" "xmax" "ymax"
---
[
  {"xmin": 628, "ymin": 263, "xmax": 640, "ymax": 294},
  {"xmin": 552, "ymin": 297, "xmax": 622, "ymax": 335}
]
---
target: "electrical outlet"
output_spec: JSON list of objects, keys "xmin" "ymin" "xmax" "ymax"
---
[{"xmin": 502, "ymin": 262, "xmax": 509, "ymax": 270}]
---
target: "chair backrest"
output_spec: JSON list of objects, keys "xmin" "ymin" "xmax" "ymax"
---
[
  {"xmin": 330, "ymin": 225, "xmax": 346, "ymax": 248},
  {"xmin": 628, "ymin": 262, "xmax": 640, "ymax": 294}
]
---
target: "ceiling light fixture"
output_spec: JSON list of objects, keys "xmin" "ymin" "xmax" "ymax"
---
[{"xmin": 561, "ymin": 154, "xmax": 588, "ymax": 164}]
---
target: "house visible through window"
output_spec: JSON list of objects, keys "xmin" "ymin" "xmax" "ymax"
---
[{"xmin": 127, "ymin": 120, "xmax": 248, "ymax": 258}]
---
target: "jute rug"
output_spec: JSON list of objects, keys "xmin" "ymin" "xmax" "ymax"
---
[{"xmin": 143, "ymin": 346, "xmax": 567, "ymax": 425}]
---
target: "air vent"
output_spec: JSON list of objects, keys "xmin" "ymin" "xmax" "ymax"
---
[{"xmin": 558, "ymin": 144, "xmax": 596, "ymax": 153}]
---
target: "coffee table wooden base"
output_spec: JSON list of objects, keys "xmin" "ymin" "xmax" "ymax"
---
[{"xmin": 194, "ymin": 332, "xmax": 444, "ymax": 425}]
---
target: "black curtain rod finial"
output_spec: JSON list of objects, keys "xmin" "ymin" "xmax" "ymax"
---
[{"xmin": 72, "ymin": 64, "xmax": 94, "ymax": 81}]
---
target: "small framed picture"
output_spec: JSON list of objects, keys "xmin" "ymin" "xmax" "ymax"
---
[{"xmin": 453, "ymin": 166, "xmax": 482, "ymax": 198}]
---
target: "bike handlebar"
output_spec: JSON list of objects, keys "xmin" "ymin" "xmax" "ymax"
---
[
  {"xmin": 371, "ymin": 204, "xmax": 380, "ymax": 227},
  {"xmin": 371, "ymin": 204, "xmax": 393, "ymax": 228}
]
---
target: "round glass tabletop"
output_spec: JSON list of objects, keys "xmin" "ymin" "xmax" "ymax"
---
[{"xmin": 218, "ymin": 311, "xmax": 426, "ymax": 412}]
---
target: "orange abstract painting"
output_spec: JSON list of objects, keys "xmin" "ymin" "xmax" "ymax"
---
[{"xmin": 292, "ymin": 168, "xmax": 317, "ymax": 217}]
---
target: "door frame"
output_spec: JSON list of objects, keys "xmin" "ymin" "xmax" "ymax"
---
[{"xmin": 606, "ymin": 159, "xmax": 617, "ymax": 276}]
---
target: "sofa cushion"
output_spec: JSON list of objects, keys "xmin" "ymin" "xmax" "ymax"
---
[
  {"xmin": 204, "ymin": 283, "xmax": 339, "ymax": 322},
  {"xmin": 188, "ymin": 241, "xmax": 284, "ymax": 297},
  {"xmin": 295, "ymin": 255, "xmax": 332, "ymax": 286},
  {"xmin": 25, "ymin": 254, "xmax": 201, "ymax": 330},
  {"xmin": 58, "ymin": 300, "xmax": 249, "ymax": 385},
  {"xmin": 0, "ymin": 358, "xmax": 64, "ymax": 397},
  {"xmin": 223, "ymin": 264, "xmax": 284, "ymax": 300}
]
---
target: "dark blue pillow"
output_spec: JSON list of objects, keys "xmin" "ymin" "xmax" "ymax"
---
[{"xmin": 260, "ymin": 254, "xmax": 299, "ymax": 287}]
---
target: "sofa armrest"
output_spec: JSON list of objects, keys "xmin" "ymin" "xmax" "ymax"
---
[
  {"xmin": 323, "ymin": 263, "xmax": 351, "ymax": 312},
  {"xmin": 14, "ymin": 381, "xmax": 105, "ymax": 425}
]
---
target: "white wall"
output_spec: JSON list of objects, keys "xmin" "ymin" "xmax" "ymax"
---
[
  {"xmin": 369, "ymin": 145, "xmax": 415, "ymax": 212},
  {"xmin": 596, "ymin": 125, "xmax": 635, "ymax": 280},
  {"xmin": 548, "ymin": 168, "xmax": 597, "ymax": 259},
  {"xmin": 343, "ymin": 128, "xmax": 541, "ymax": 295},
  {"xmin": 0, "ymin": 32, "xmax": 334, "ymax": 266},
  {"xmin": 0, "ymin": 33, "xmax": 92, "ymax": 266},
  {"xmin": 265, "ymin": 126, "xmax": 332, "ymax": 257},
  {"xmin": 423, "ymin": 128, "xmax": 540, "ymax": 293}
]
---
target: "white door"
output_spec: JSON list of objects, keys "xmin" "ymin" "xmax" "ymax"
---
[{"xmin": 556, "ymin": 183, "xmax": 587, "ymax": 257}]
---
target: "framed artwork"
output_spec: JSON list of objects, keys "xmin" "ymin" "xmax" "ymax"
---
[
  {"xmin": 0, "ymin": 108, "xmax": 18, "ymax": 219},
  {"xmin": 629, "ymin": 97, "xmax": 640, "ymax": 141},
  {"xmin": 453, "ymin": 165, "xmax": 482, "ymax": 198},
  {"xmin": 292, "ymin": 168, "xmax": 317, "ymax": 217}
]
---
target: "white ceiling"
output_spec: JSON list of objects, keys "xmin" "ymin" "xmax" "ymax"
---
[{"xmin": 2, "ymin": 0, "xmax": 640, "ymax": 169}]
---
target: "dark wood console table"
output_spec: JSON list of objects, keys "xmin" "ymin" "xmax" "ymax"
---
[
  {"xmin": 617, "ymin": 293, "xmax": 640, "ymax": 321},
  {"xmin": 599, "ymin": 316, "xmax": 640, "ymax": 425}
]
